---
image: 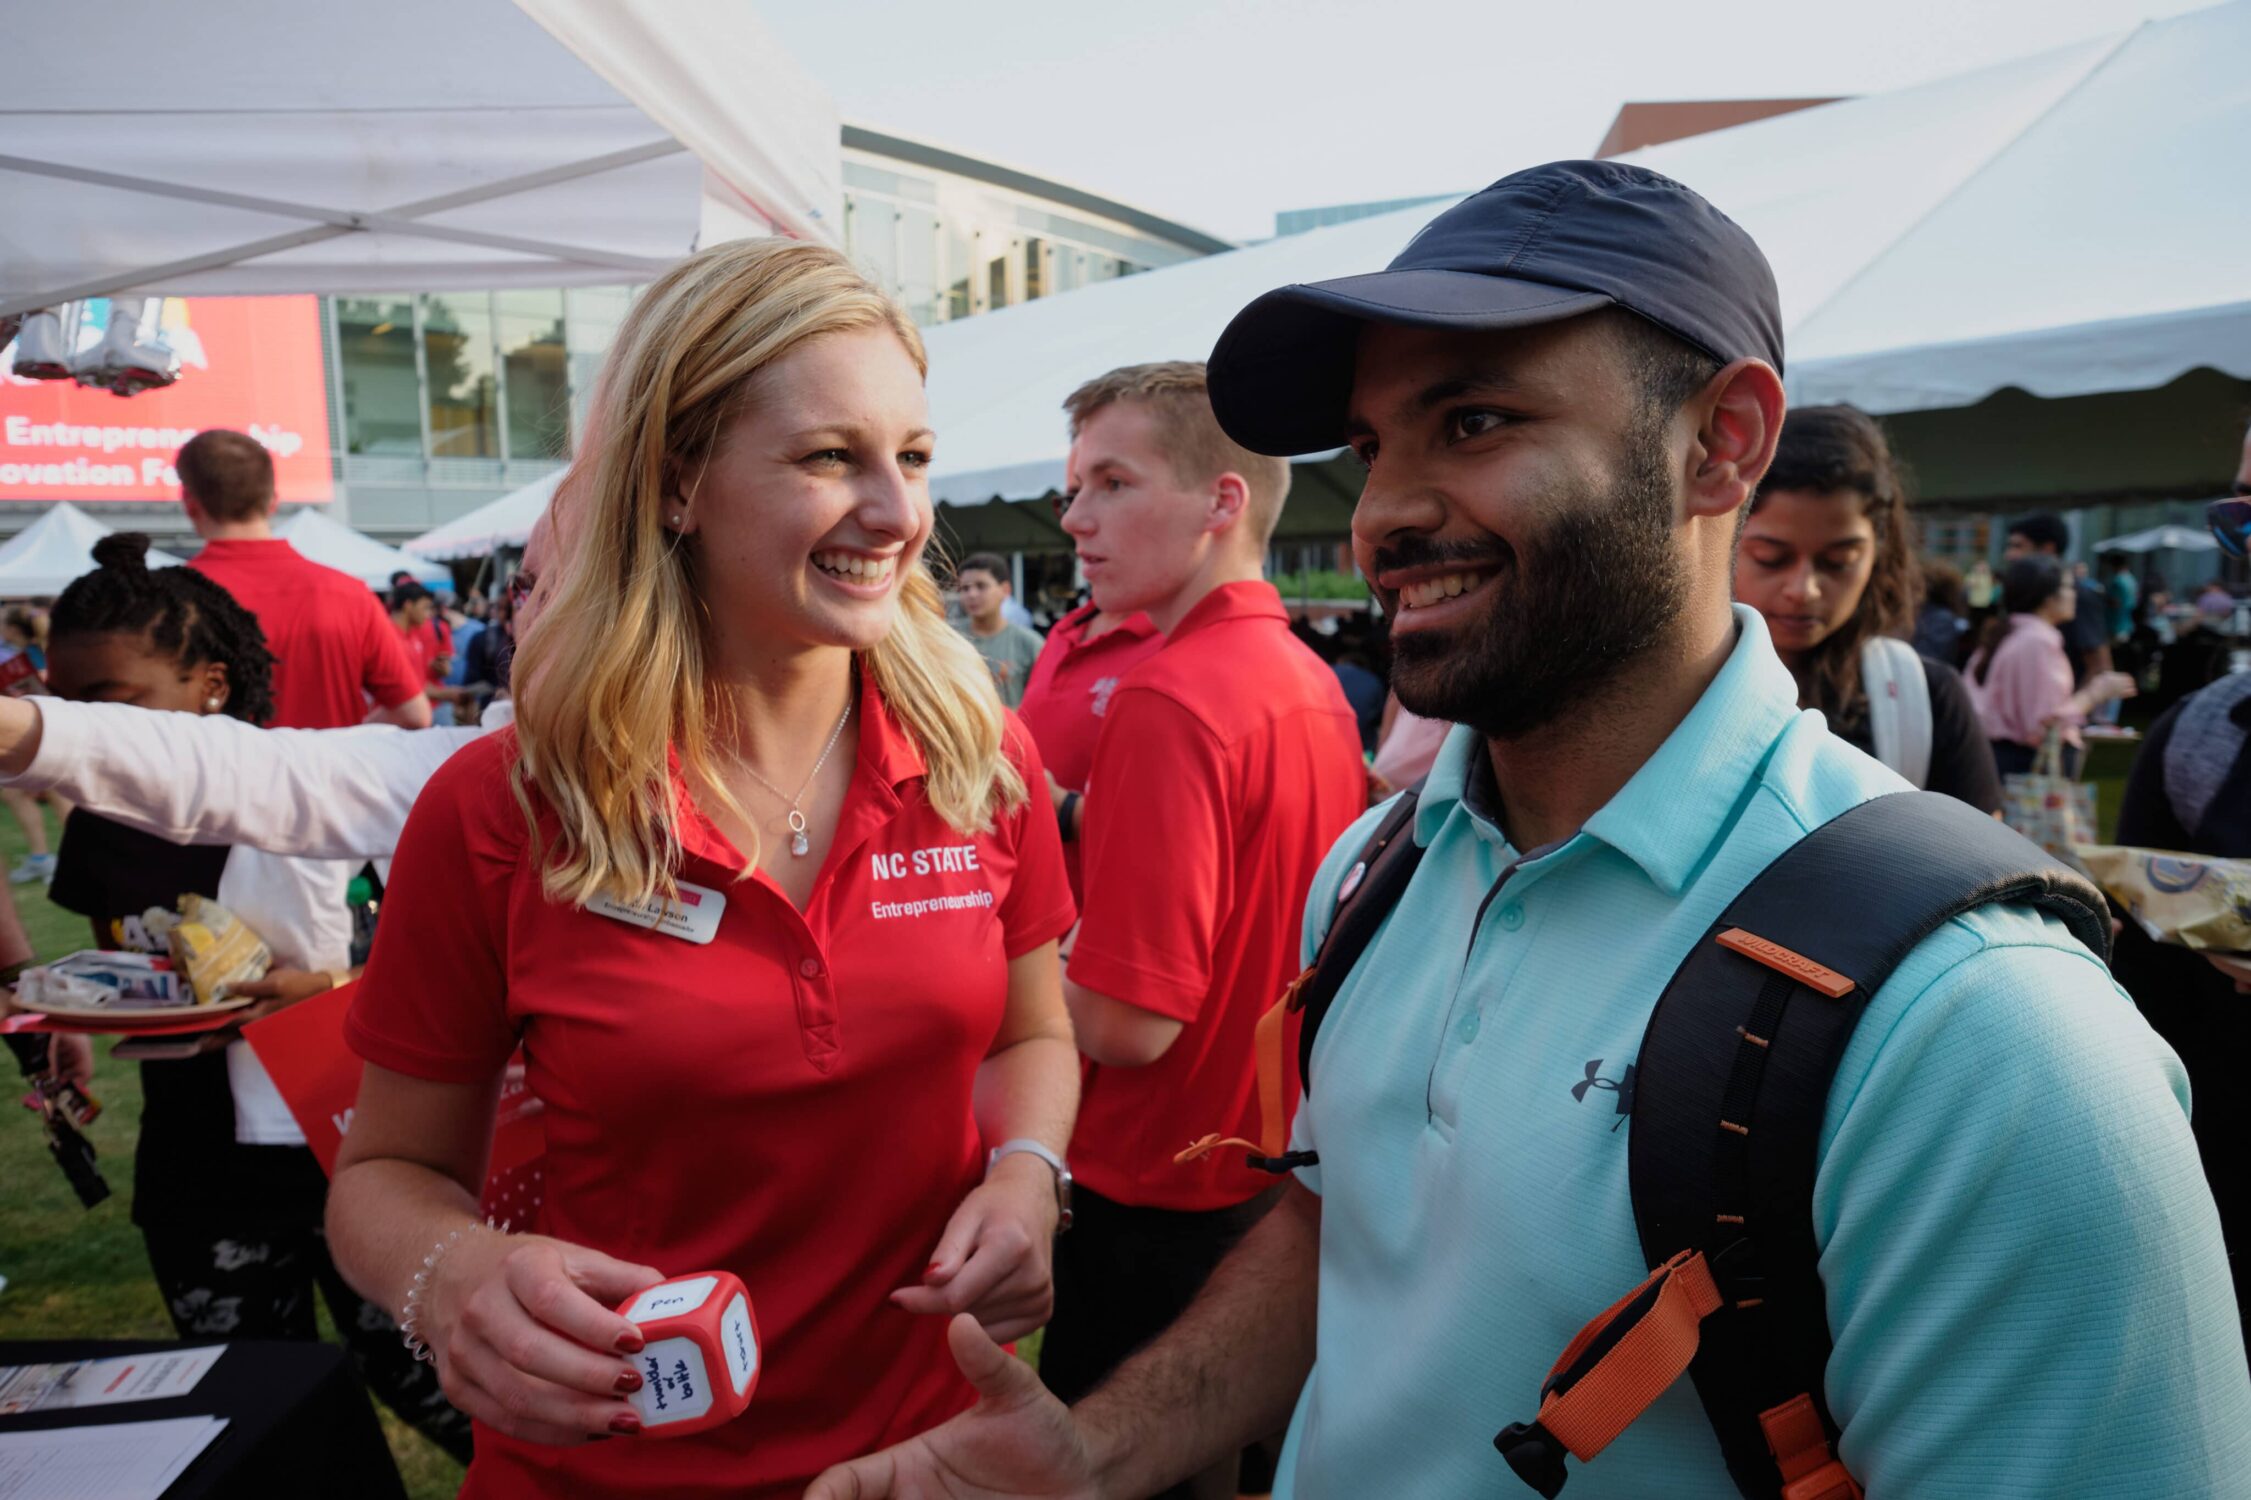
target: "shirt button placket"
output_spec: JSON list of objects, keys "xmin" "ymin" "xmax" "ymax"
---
[
  {"xmin": 1451, "ymin": 900, "xmax": 1527, "ymax": 1058},
  {"xmin": 793, "ymin": 947, "xmax": 840, "ymax": 1072}
]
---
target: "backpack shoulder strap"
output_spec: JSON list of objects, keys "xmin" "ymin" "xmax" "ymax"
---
[
  {"xmin": 1499, "ymin": 793, "xmax": 2109, "ymax": 1498},
  {"xmin": 1179, "ymin": 786, "xmax": 1427, "ymax": 1177},
  {"xmin": 1296, "ymin": 786, "xmax": 1427, "ymax": 1090},
  {"xmin": 1627, "ymin": 790, "xmax": 2107, "ymax": 1497},
  {"xmin": 1858, "ymin": 637, "xmax": 1931, "ymax": 789}
]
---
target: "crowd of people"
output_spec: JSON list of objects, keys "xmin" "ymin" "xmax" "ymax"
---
[{"xmin": 1, "ymin": 157, "xmax": 2247, "ymax": 1500}]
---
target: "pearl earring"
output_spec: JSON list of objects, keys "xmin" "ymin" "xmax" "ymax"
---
[
  {"xmin": 670, "ymin": 513, "xmax": 684, "ymax": 528},
  {"xmin": 204, "ymin": 697, "xmax": 222, "ymax": 711}
]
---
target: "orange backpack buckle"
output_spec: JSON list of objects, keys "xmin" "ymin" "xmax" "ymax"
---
[
  {"xmin": 1493, "ymin": 1249, "xmax": 1723, "ymax": 1495},
  {"xmin": 1761, "ymin": 1393, "xmax": 1863, "ymax": 1500},
  {"xmin": 1175, "ymin": 981, "xmax": 1311, "ymax": 1174}
]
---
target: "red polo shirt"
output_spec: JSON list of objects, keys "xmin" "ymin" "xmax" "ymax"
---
[
  {"xmin": 1067, "ymin": 581, "xmax": 1365, "ymax": 1212},
  {"xmin": 396, "ymin": 619, "xmax": 437, "ymax": 682},
  {"xmin": 1018, "ymin": 603, "xmax": 1163, "ymax": 792},
  {"xmin": 189, "ymin": 539, "xmax": 424, "ymax": 728},
  {"xmin": 346, "ymin": 690, "xmax": 1075, "ymax": 1500},
  {"xmin": 405, "ymin": 615, "xmax": 452, "ymax": 684},
  {"xmin": 1017, "ymin": 602, "xmax": 1164, "ymax": 902}
]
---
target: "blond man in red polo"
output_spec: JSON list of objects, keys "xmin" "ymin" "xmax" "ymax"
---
[{"xmin": 1040, "ymin": 362, "xmax": 1364, "ymax": 1498}]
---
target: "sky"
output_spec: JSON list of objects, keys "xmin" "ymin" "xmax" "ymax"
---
[{"xmin": 760, "ymin": 0, "xmax": 2216, "ymax": 244}]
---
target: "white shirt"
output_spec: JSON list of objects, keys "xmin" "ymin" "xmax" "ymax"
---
[{"xmin": 5, "ymin": 701, "xmax": 497, "ymax": 1142}]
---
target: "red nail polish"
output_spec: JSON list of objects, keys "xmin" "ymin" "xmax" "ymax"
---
[
  {"xmin": 610, "ymin": 1411, "xmax": 642, "ymax": 1435},
  {"xmin": 925, "ymin": 1262, "xmax": 943, "ymax": 1275},
  {"xmin": 615, "ymin": 1369, "xmax": 643, "ymax": 1394},
  {"xmin": 616, "ymin": 1331, "xmax": 644, "ymax": 1354}
]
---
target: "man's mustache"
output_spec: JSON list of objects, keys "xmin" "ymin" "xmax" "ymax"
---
[{"xmin": 1368, "ymin": 538, "xmax": 1514, "ymax": 577}]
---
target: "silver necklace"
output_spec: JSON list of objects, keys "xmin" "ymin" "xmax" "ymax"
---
[{"xmin": 735, "ymin": 698, "xmax": 854, "ymax": 857}]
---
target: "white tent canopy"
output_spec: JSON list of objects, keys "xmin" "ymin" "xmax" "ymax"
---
[
  {"xmin": 0, "ymin": 0, "xmax": 839, "ymax": 317},
  {"xmin": 1627, "ymin": 0, "xmax": 2251, "ymax": 411},
  {"xmin": 274, "ymin": 511, "xmax": 451, "ymax": 590},
  {"xmin": 0, "ymin": 504, "xmax": 185, "ymax": 598},
  {"xmin": 919, "ymin": 0, "xmax": 2251, "ymax": 504},
  {"xmin": 2096, "ymin": 524, "xmax": 2221, "ymax": 554},
  {"xmin": 402, "ymin": 471, "xmax": 563, "ymax": 561}
]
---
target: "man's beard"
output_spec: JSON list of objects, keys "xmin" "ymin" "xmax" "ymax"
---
[{"xmin": 1384, "ymin": 418, "xmax": 1689, "ymax": 741}]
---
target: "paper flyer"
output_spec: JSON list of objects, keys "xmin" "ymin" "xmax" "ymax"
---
[
  {"xmin": 0, "ymin": 1344, "xmax": 225, "ymax": 1416},
  {"xmin": 0, "ymin": 1415, "xmax": 228, "ymax": 1496}
]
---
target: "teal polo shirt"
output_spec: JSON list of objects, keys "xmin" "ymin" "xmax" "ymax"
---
[{"xmin": 1276, "ymin": 607, "xmax": 2249, "ymax": 1500}]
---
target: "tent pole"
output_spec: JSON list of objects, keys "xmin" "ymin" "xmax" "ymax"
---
[
  {"xmin": 0, "ymin": 153, "xmax": 669, "ymax": 270},
  {"xmin": 0, "ymin": 141, "xmax": 688, "ymax": 318}
]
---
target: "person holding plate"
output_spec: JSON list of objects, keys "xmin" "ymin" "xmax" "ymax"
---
[{"xmin": 27, "ymin": 532, "xmax": 471, "ymax": 1460}]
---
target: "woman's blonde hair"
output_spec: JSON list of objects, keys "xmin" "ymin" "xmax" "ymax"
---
[{"xmin": 510, "ymin": 238, "xmax": 1023, "ymax": 908}]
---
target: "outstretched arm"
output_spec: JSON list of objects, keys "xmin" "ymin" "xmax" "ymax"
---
[
  {"xmin": 0, "ymin": 695, "xmax": 478, "ymax": 860},
  {"xmin": 369, "ymin": 692, "xmax": 435, "ymax": 729},
  {"xmin": 808, "ymin": 1181, "xmax": 1321, "ymax": 1500}
]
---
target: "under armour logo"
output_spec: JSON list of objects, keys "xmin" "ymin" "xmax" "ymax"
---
[{"xmin": 1571, "ymin": 1059, "xmax": 1636, "ymax": 1127}]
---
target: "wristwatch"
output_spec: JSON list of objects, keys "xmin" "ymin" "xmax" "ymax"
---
[{"xmin": 987, "ymin": 1138, "xmax": 1073, "ymax": 1232}]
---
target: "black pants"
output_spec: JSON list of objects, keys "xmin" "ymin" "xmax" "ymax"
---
[
  {"xmin": 142, "ymin": 1224, "xmax": 474, "ymax": 1464},
  {"xmin": 1041, "ymin": 1184, "xmax": 1282, "ymax": 1498}
]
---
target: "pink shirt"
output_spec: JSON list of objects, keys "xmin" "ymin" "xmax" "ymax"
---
[
  {"xmin": 1372, "ymin": 703, "xmax": 1451, "ymax": 788},
  {"xmin": 1966, "ymin": 615, "xmax": 2081, "ymax": 747}
]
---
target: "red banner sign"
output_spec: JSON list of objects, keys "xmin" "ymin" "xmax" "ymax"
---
[
  {"xmin": 243, "ymin": 983, "xmax": 546, "ymax": 1224},
  {"xmin": 0, "ymin": 297, "xmax": 333, "ymax": 503}
]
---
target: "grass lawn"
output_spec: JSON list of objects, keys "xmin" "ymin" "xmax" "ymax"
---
[{"xmin": 0, "ymin": 803, "xmax": 465, "ymax": 1499}]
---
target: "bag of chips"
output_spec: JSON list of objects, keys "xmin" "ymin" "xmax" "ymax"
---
[
  {"xmin": 2078, "ymin": 846, "xmax": 2251, "ymax": 954},
  {"xmin": 167, "ymin": 893, "xmax": 273, "ymax": 1004}
]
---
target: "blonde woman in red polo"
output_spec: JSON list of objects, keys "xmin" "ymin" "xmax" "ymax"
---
[{"xmin": 326, "ymin": 241, "xmax": 1080, "ymax": 1499}]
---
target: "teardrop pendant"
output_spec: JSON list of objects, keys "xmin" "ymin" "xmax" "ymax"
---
[{"xmin": 787, "ymin": 808, "xmax": 810, "ymax": 858}]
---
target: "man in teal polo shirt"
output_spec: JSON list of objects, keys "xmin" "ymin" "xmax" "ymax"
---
[{"xmin": 812, "ymin": 162, "xmax": 2249, "ymax": 1500}]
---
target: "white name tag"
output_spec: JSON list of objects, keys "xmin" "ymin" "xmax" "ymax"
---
[{"xmin": 587, "ymin": 879, "xmax": 727, "ymax": 945}]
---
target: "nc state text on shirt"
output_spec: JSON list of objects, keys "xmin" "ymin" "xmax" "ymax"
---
[{"xmin": 868, "ymin": 844, "xmax": 983, "ymax": 879}]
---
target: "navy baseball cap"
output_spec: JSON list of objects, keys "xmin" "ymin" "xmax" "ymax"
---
[{"xmin": 1207, "ymin": 160, "xmax": 1783, "ymax": 456}]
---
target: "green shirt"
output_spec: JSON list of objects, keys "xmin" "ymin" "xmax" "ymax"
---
[{"xmin": 961, "ymin": 620, "xmax": 1045, "ymax": 708}]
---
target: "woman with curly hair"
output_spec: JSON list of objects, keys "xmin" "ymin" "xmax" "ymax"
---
[
  {"xmin": 1733, "ymin": 405, "xmax": 2003, "ymax": 812},
  {"xmin": 35, "ymin": 532, "xmax": 471, "ymax": 1460}
]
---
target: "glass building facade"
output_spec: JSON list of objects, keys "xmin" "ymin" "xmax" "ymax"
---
[
  {"xmin": 318, "ymin": 285, "xmax": 634, "ymax": 538},
  {"xmin": 838, "ymin": 126, "xmax": 1227, "ymax": 326},
  {"xmin": 308, "ymin": 132, "xmax": 1226, "ymax": 539},
  {"xmin": 330, "ymin": 287, "xmax": 626, "ymax": 473}
]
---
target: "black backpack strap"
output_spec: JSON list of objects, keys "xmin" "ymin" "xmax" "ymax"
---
[
  {"xmin": 1296, "ymin": 786, "xmax": 1426, "ymax": 1092},
  {"xmin": 1627, "ymin": 790, "xmax": 2108, "ymax": 1497},
  {"xmin": 1178, "ymin": 786, "xmax": 1429, "ymax": 1178},
  {"xmin": 1496, "ymin": 791, "xmax": 2107, "ymax": 1497}
]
